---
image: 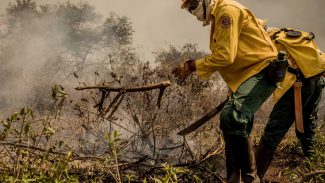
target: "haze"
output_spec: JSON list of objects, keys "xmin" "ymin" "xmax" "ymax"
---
[{"xmin": 0, "ymin": 0, "xmax": 324, "ymax": 55}]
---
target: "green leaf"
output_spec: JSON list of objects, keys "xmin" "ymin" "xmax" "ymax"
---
[{"xmin": 24, "ymin": 123, "xmax": 30, "ymax": 135}]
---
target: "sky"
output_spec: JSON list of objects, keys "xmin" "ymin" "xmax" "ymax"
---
[{"xmin": 0, "ymin": 0, "xmax": 324, "ymax": 55}]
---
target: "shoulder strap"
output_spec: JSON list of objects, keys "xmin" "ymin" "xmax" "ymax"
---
[{"xmin": 270, "ymin": 28, "xmax": 316, "ymax": 42}]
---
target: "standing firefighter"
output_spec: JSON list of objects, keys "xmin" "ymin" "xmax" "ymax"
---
[
  {"xmin": 255, "ymin": 22, "xmax": 325, "ymax": 180},
  {"xmin": 173, "ymin": 0, "xmax": 279, "ymax": 182}
]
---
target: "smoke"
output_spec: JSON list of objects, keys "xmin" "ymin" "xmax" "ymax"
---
[
  {"xmin": 0, "ymin": 1, "xmax": 324, "ymax": 52},
  {"xmin": 0, "ymin": 7, "xmax": 66, "ymax": 111},
  {"xmin": 0, "ymin": 1, "xmax": 129, "ymax": 113}
]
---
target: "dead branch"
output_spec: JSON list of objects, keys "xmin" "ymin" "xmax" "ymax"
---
[
  {"xmin": 198, "ymin": 137, "xmax": 224, "ymax": 163},
  {"xmin": 72, "ymin": 156, "xmax": 105, "ymax": 161},
  {"xmin": 299, "ymin": 170, "xmax": 325, "ymax": 183},
  {"xmin": 94, "ymin": 90, "xmax": 109, "ymax": 111},
  {"xmin": 104, "ymin": 91, "xmax": 124, "ymax": 114},
  {"xmin": 157, "ymin": 86, "xmax": 167, "ymax": 108},
  {"xmin": 106, "ymin": 94, "xmax": 125, "ymax": 119},
  {"xmin": 75, "ymin": 80, "xmax": 171, "ymax": 92},
  {"xmin": 198, "ymin": 166, "xmax": 225, "ymax": 183},
  {"xmin": 157, "ymin": 144, "xmax": 183, "ymax": 151},
  {"xmin": 77, "ymin": 106, "xmax": 134, "ymax": 134},
  {"xmin": 76, "ymin": 81, "xmax": 171, "ymax": 112},
  {"xmin": 0, "ymin": 141, "xmax": 67, "ymax": 156}
]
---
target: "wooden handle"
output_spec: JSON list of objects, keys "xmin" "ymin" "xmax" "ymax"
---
[{"xmin": 293, "ymin": 81, "xmax": 304, "ymax": 133}]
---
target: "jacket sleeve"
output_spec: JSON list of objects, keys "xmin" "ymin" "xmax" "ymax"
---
[{"xmin": 195, "ymin": 5, "xmax": 244, "ymax": 79}]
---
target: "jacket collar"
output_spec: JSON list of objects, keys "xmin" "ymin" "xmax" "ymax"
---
[{"xmin": 210, "ymin": 0, "xmax": 223, "ymax": 17}]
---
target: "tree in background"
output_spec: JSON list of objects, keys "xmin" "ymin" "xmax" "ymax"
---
[{"xmin": 0, "ymin": 0, "xmax": 135, "ymax": 111}]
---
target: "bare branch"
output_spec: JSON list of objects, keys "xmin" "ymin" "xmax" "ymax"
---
[
  {"xmin": 299, "ymin": 170, "xmax": 325, "ymax": 183},
  {"xmin": 0, "ymin": 141, "xmax": 67, "ymax": 156},
  {"xmin": 75, "ymin": 80, "xmax": 171, "ymax": 92},
  {"xmin": 77, "ymin": 106, "xmax": 134, "ymax": 134}
]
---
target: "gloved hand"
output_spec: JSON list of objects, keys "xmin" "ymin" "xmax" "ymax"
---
[{"xmin": 171, "ymin": 59, "xmax": 196, "ymax": 81}]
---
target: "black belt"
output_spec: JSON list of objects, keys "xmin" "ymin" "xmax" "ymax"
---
[
  {"xmin": 288, "ymin": 67, "xmax": 322, "ymax": 83},
  {"xmin": 288, "ymin": 67, "xmax": 304, "ymax": 81}
]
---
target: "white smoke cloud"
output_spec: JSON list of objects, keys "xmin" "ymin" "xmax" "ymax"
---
[
  {"xmin": 0, "ymin": 9, "xmax": 66, "ymax": 111},
  {"xmin": 0, "ymin": 0, "xmax": 324, "ymax": 51}
]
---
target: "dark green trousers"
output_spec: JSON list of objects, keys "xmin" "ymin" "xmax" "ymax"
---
[
  {"xmin": 261, "ymin": 75, "xmax": 324, "ymax": 156},
  {"xmin": 220, "ymin": 68, "xmax": 276, "ymax": 138},
  {"xmin": 220, "ymin": 68, "xmax": 275, "ymax": 182}
]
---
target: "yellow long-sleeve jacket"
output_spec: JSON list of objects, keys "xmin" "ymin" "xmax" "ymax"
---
[{"xmin": 195, "ymin": 0, "xmax": 277, "ymax": 92}]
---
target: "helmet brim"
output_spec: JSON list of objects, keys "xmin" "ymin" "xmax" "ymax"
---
[{"xmin": 181, "ymin": 0, "xmax": 190, "ymax": 9}]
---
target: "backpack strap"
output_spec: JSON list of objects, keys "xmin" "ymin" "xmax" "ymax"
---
[
  {"xmin": 270, "ymin": 28, "xmax": 316, "ymax": 44},
  {"xmin": 270, "ymin": 30, "xmax": 282, "ymax": 40},
  {"xmin": 303, "ymin": 32, "xmax": 315, "ymax": 41},
  {"xmin": 288, "ymin": 67, "xmax": 304, "ymax": 81}
]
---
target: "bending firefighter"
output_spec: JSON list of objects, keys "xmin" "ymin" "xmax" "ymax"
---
[
  {"xmin": 173, "ymin": 0, "xmax": 280, "ymax": 182},
  {"xmin": 255, "ymin": 20, "xmax": 325, "ymax": 180}
]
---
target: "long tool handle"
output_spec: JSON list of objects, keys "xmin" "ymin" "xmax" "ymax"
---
[
  {"xmin": 178, "ymin": 98, "xmax": 228, "ymax": 136},
  {"xmin": 294, "ymin": 81, "xmax": 304, "ymax": 133}
]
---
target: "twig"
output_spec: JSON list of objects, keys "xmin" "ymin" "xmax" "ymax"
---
[
  {"xmin": 2, "ymin": 145, "xmax": 15, "ymax": 162},
  {"xmin": 106, "ymin": 94, "xmax": 125, "ymax": 119},
  {"xmin": 35, "ymin": 117, "xmax": 50, "ymax": 148},
  {"xmin": 157, "ymin": 144, "xmax": 183, "ymax": 151},
  {"xmin": 94, "ymin": 90, "xmax": 109, "ymax": 111},
  {"xmin": 299, "ymin": 170, "xmax": 325, "ymax": 183},
  {"xmin": 157, "ymin": 86, "xmax": 166, "ymax": 108},
  {"xmin": 198, "ymin": 137, "xmax": 224, "ymax": 163},
  {"xmin": 75, "ymin": 80, "xmax": 171, "ymax": 92},
  {"xmin": 72, "ymin": 156, "xmax": 104, "ymax": 161},
  {"xmin": 121, "ymin": 155, "xmax": 149, "ymax": 170},
  {"xmin": 166, "ymin": 112, "xmax": 195, "ymax": 161},
  {"xmin": 196, "ymin": 165, "xmax": 225, "ymax": 183},
  {"xmin": 72, "ymin": 156, "xmax": 132, "ymax": 170},
  {"xmin": 183, "ymin": 137, "xmax": 195, "ymax": 160},
  {"xmin": 77, "ymin": 106, "xmax": 134, "ymax": 134},
  {"xmin": 104, "ymin": 91, "xmax": 124, "ymax": 114},
  {"xmin": 0, "ymin": 142, "xmax": 67, "ymax": 156}
]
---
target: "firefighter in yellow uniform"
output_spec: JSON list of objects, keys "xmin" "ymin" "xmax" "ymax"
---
[
  {"xmin": 173, "ymin": 0, "xmax": 278, "ymax": 182},
  {"xmin": 254, "ymin": 22, "xmax": 325, "ymax": 180}
]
